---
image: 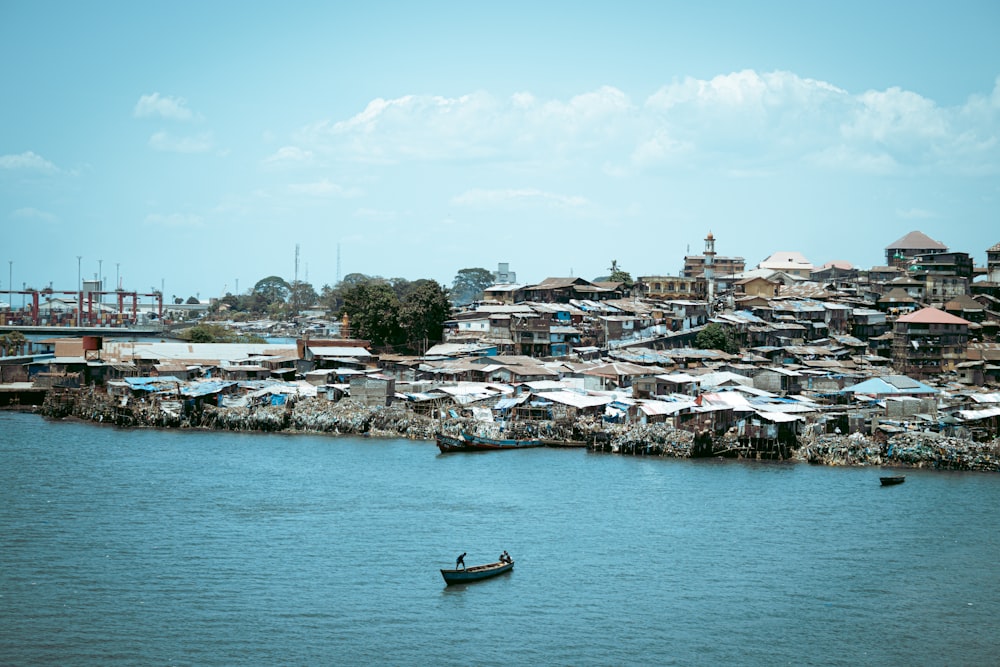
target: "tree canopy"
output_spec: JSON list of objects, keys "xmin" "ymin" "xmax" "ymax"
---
[
  {"xmin": 451, "ymin": 267, "xmax": 494, "ymax": 305},
  {"xmin": 695, "ymin": 322, "xmax": 738, "ymax": 354},
  {"xmin": 594, "ymin": 260, "xmax": 633, "ymax": 287},
  {"xmin": 288, "ymin": 280, "xmax": 318, "ymax": 314},
  {"xmin": 341, "ymin": 280, "xmax": 402, "ymax": 346},
  {"xmin": 181, "ymin": 323, "xmax": 266, "ymax": 344},
  {"xmin": 339, "ymin": 276, "xmax": 451, "ymax": 350}
]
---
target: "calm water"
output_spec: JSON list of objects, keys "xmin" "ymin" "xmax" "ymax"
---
[{"xmin": 2, "ymin": 412, "xmax": 999, "ymax": 666}]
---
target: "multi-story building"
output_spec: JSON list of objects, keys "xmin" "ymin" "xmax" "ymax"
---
[
  {"xmin": 891, "ymin": 307, "xmax": 970, "ymax": 379},
  {"xmin": 757, "ymin": 251, "xmax": 814, "ymax": 278},
  {"xmin": 683, "ymin": 256, "xmax": 744, "ymax": 281},
  {"xmin": 885, "ymin": 230, "xmax": 948, "ymax": 268},
  {"xmin": 923, "ymin": 274, "xmax": 969, "ymax": 303},
  {"xmin": 910, "ymin": 251, "xmax": 973, "ymax": 279},
  {"xmin": 522, "ymin": 277, "xmax": 616, "ymax": 304},
  {"xmin": 638, "ymin": 275, "xmax": 704, "ymax": 300},
  {"xmin": 987, "ymin": 241, "xmax": 1000, "ymax": 281}
]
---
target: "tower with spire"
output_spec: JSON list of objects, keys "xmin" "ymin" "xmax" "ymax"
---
[{"xmin": 704, "ymin": 231, "xmax": 716, "ymax": 303}]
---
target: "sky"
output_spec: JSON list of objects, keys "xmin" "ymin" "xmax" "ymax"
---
[{"xmin": 2, "ymin": 1, "xmax": 999, "ymax": 301}]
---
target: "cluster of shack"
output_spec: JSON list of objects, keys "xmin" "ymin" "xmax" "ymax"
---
[{"xmin": 2, "ymin": 231, "xmax": 1000, "ymax": 463}]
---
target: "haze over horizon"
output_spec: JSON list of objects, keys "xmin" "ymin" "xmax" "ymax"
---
[{"xmin": 2, "ymin": 1, "xmax": 999, "ymax": 300}]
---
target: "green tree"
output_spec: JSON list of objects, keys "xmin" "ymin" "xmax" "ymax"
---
[
  {"xmin": 695, "ymin": 322, "xmax": 738, "ymax": 354},
  {"xmin": 399, "ymin": 279, "xmax": 451, "ymax": 349},
  {"xmin": 340, "ymin": 272, "xmax": 372, "ymax": 288},
  {"xmin": 340, "ymin": 280, "xmax": 403, "ymax": 347},
  {"xmin": 186, "ymin": 324, "xmax": 220, "ymax": 343},
  {"xmin": 388, "ymin": 277, "xmax": 415, "ymax": 301},
  {"xmin": 252, "ymin": 275, "xmax": 291, "ymax": 310},
  {"xmin": 451, "ymin": 267, "xmax": 494, "ymax": 305},
  {"xmin": 288, "ymin": 281, "xmax": 318, "ymax": 315},
  {"xmin": 607, "ymin": 259, "xmax": 633, "ymax": 286},
  {"xmin": 182, "ymin": 323, "xmax": 266, "ymax": 344},
  {"xmin": 318, "ymin": 283, "xmax": 342, "ymax": 314}
]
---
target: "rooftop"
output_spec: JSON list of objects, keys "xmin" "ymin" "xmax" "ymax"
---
[
  {"xmin": 886, "ymin": 230, "xmax": 947, "ymax": 251},
  {"xmin": 896, "ymin": 307, "xmax": 971, "ymax": 325}
]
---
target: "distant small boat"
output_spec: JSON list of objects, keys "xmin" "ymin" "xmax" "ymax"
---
[
  {"xmin": 880, "ymin": 475, "xmax": 906, "ymax": 486},
  {"xmin": 436, "ymin": 431, "xmax": 542, "ymax": 453},
  {"xmin": 440, "ymin": 559, "xmax": 514, "ymax": 585}
]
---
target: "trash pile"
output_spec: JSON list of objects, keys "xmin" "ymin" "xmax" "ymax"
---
[
  {"xmin": 883, "ymin": 432, "xmax": 1000, "ymax": 471},
  {"xmin": 601, "ymin": 424, "xmax": 696, "ymax": 457},
  {"xmin": 795, "ymin": 431, "xmax": 1000, "ymax": 471}
]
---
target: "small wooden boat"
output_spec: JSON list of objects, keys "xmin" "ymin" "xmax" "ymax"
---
[
  {"xmin": 880, "ymin": 475, "xmax": 906, "ymax": 486},
  {"xmin": 440, "ymin": 559, "xmax": 514, "ymax": 585},
  {"xmin": 436, "ymin": 431, "xmax": 542, "ymax": 453}
]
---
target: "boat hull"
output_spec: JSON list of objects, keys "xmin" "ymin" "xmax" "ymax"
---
[
  {"xmin": 440, "ymin": 560, "xmax": 514, "ymax": 585},
  {"xmin": 880, "ymin": 476, "xmax": 906, "ymax": 486},
  {"xmin": 436, "ymin": 432, "xmax": 542, "ymax": 453}
]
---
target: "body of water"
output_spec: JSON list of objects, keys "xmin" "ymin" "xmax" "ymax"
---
[{"xmin": 2, "ymin": 412, "xmax": 998, "ymax": 665}]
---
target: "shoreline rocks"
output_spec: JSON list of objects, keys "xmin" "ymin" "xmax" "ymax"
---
[{"xmin": 31, "ymin": 389, "xmax": 1000, "ymax": 472}]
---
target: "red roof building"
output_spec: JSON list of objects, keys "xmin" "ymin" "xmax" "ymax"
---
[{"xmin": 892, "ymin": 307, "xmax": 971, "ymax": 380}]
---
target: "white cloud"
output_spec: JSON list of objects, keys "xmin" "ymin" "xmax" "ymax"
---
[
  {"xmin": 808, "ymin": 145, "xmax": 898, "ymax": 174},
  {"xmin": 286, "ymin": 71, "xmax": 999, "ymax": 177},
  {"xmin": 452, "ymin": 188, "xmax": 588, "ymax": 209},
  {"xmin": 846, "ymin": 88, "xmax": 949, "ymax": 141},
  {"xmin": 144, "ymin": 212, "xmax": 203, "ymax": 228},
  {"xmin": 134, "ymin": 93, "xmax": 197, "ymax": 121},
  {"xmin": 11, "ymin": 207, "xmax": 57, "ymax": 222},
  {"xmin": 631, "ymin": 129, "xmax": 693, "ymax": 167},
  {"xmin": 287, "ymin": 179, "xmax": 361, "ymax": 197},
  {"xmin": 263, "ymin": 146, "xmax": 316, "ymax": 167},
  {"xmin": 0, "ymin": 151, "xmax": 58, "ymax": 172},
  {"xmin": 148, "ymin": 131, "xmax": 214, "ymax": 153}
]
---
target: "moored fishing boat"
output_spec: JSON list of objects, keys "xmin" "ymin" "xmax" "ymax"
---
[
  {"xmin": 435, "ymin": 431, "xmax": 543, "ymax": 453},
  {"xmin": 440, "ymin": 559, "xmax": 514, "ymax": 585},
  {"xmin": 880, "ymin": 475, "xmax": 906, "ymax": 486}
]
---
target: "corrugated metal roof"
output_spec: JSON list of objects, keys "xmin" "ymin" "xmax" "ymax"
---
[
  {"xmin": 538, "ymin": 390, "xmax": 614, "ymax": 409},
  {"xmin": 309, "ymin": 346, "xmax": 371, "ymax": 357},
  {"xmin": 639, "ymin": 400, "xmax": 695, "ymax": 416},
  {"xmin": 959, "ymin": 406, "xmax": 1000, "ymax": 420}
]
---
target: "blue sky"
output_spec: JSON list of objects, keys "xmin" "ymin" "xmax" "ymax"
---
[{"xmin": 2, "ymin": 1, "xmax": 999, "ymax": 301}]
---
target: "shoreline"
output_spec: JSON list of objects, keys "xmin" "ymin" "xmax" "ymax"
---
[{"xmin": 12, "ymin": 391, "xmax": 999, "ymax": 472}]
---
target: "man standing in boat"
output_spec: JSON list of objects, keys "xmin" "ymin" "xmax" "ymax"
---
[{"xmin": 456, "ymin": 552, "xmax": 466, "ymax": 569}]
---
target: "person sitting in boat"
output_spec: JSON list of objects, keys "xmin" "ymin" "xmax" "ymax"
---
[{"xmin": 456, "ymin": 552, "xmax": 466, "ymax": 569}]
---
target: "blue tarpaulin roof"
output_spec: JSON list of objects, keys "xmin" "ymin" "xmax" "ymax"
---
[
  {"xmin": 181, "ymin": 381, "xmax": 237, "ymax": 398},
  {"xmin": 841, "ymin": 375, "xmax": 937, "ymax": 396},
  {"xmin": 123, "ymin": 377, "xmax": 180, "ymax": 392}
]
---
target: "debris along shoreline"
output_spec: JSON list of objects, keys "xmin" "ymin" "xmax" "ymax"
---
[{"xmin": 34, "ymin": 389, "xmax": 1000, "ymax": 472}]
